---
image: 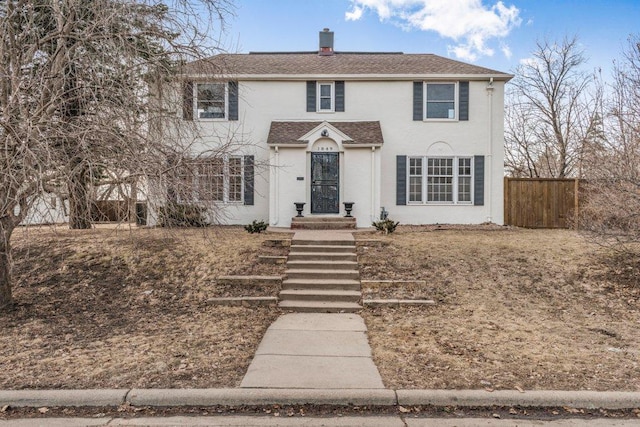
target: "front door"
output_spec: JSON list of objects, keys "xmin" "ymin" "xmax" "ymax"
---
[{"xmin": 311, "ymin": 152, "xmax": 339, "ymax": 214}]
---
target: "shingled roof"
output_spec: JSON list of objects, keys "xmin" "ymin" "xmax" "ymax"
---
[
  {"xmin": 185, "ymin": 52, "xmax": 511, "ymax": 79},
  {"xmin": 267, "ymin": 121, "xmax": 383, "ymax": 146}
]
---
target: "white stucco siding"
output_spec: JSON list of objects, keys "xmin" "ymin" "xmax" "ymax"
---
[
  {"xmin": 270, "ymin": 147, "xmax": 307, "ymax": 225},
  {"xmin": 169, "ymin": 77, "xmax": 506, "ymax": 226},
  {"xmin": 366, "ymin": 80, "xmax": 506, "ymax": 225}
]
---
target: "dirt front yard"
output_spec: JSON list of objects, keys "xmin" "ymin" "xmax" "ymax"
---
[
  {"xmin": 358, "ymin": 226, "xmax": 640, "ymax": 391},
  {"xmin": 0, "ymin": 225, "xmax": 289, "ymax": 389},
  {"xmin": 2, "ymin": 224, "xmax": 639, "ymax": 392}
]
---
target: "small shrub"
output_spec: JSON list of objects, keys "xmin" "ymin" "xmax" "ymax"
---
[
  {"xmin": 245, "ymin": 219, "xmax": 268, "ymax": 234},
  {"xmin": 158, "ymin": 203, "xmax": 208, "ymax": 227},
  {"xmin": 372, "ymin": 218, "xmax": 399, "ymax": 234}
]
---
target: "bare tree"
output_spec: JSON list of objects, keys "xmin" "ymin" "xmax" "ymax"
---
[
  {"xmin": 0, "ymin": 0, "xmax": 236, "ymax": 308},
  {"xmin": 579, "ymin": 35, "xmax": 640, "ymax": 248},
  {"xmin": 505, "ymin": 36, "xmax": 600, "ymax": 178}
]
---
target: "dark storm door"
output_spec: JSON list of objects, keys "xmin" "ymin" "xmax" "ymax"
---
[{"xmin": 311, "ymin": 152, "xmax": 339, "ymax": 214}]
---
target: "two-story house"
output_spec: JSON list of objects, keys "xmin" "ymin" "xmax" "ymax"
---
[{"xmin": 157, "ymin": 29, "xmax": 511, "ymax": 228}]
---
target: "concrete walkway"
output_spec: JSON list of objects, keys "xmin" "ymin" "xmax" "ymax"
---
[{"xmin": 240, "ymin": 313, "xmax": 384, "ymax": 389}]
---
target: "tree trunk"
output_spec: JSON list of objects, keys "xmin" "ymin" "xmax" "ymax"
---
[
  {"xmin": 0, "ymin": 218, "xmax": 14, "ymax": 309},
  {"xmin": 68, "ymin": 162, "xmax": 93, "ymax": 229}
]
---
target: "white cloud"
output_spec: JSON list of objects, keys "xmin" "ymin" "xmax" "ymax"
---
[
  {"xmin": 345, "ymin": 5, "xmax": 364, "ymax": 21},
  {"xmin": 345, "ymin": 0, "xmax": 521, "ymax": 62},
  {"xmin": 501, "ymin": 42, "xmax": 512, "ymax": 59}
]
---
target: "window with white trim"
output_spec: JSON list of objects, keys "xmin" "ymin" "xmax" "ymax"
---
[
  {"xmin": 409, "ymin": 158, "xmax": 423, "ymax": 202},
  {"xmin": 318, "ymin": 82, "xmax": 334, "ymax": 112},
  {"xmin": 179, "ymin": 156, "xmax": 243, "ymax": 203},
  {"xmin": 196, "ymin": 83, "xmax": 227, "ymax": 119},
  {"xmin": 425, "ymin": 82, "xmax": 457, "ymax": 120},
  {"xmin": 408, "ymin": 156, "xmax": 472, "ymax": 204}
]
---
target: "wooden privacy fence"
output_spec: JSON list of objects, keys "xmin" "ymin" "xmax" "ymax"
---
[{"xmin": 504, "ymin": 178, "xmax": 581, "ymax": 229}]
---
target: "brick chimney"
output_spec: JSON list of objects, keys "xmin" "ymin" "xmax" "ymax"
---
[{"xmin": 318, "ymin": 28, "xmax": 334, "ymax": 56}]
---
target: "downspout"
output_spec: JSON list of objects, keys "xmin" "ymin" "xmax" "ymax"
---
[
  {"xmin": 486, "ymin": 79, "xmax": 494, "ymax": 223},
  {"xmin": 274, "ymin": 146, "xmax": 279, "ymax": 225},
  {"xmin": 371, "ymin": 146, "xmax": 376, "ymax": 224}
]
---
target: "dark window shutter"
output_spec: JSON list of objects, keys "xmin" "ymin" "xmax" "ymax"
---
[
  {"xmin": 459, "ymin": 81, "xmax": 469, "ymax": 121},
  {"xmin": 243, "ymin": 155, "xmax": 254, "ymax": 206},
  {"xmin": 183, "ymin": 81, "xmax": 193, "ymax": 121},
  {"xmin": 413, "ymin": 82, "xmax": 423, "ymax": 121},
  {"xmin": 396, "ymin": 155, "xmax": 407, "ymax": 205},
  {"xmin": 335, "ymin": 81, "xmax": 345, "ymax": 112},
  {"xmin": 474, "ymin": 155, "xmax": 484, "ymax": 206},
  {"xmin": 228, "ymin": 81, "xmax": 238, "ymax": 121},
  {"xmin": 306, "ymin": 81, "xmax": 316, "ymax": 112}
]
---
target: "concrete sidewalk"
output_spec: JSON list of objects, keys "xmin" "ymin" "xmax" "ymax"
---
[{"xmin": 240, "ymin": 313, "xmax": 384, "ymax": 389}]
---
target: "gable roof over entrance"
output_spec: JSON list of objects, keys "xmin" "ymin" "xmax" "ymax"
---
[{"xmin": 267, "ymin": 121, "xmax": 383, "ymax": 146}]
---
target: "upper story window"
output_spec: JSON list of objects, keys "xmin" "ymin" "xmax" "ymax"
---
[
  {"xmin": 413, "ymin": 81, "xmax": 468, "ymax": 122},
  {"xmin": 196, "ymin": 83, "xmax": 227, "ymax": 119},
  {"xmin": 318, "ymin": 82, "xmax": 334, "ymax": 112},
  {"xmin": 183, "ymin": 81, "xmax": 238, "ymax": 121},
  {"xmin": 307, "ymin": 81, "xmax": 345, "ymax": 113},
  {"xmin": 425, "ymin": 82, "xmax": 457, "ymax": 120}
]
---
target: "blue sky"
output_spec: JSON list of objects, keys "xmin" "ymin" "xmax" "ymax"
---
[{"xmin": 222, "ymin": 0, "xmax": 639, "ymax": 76}]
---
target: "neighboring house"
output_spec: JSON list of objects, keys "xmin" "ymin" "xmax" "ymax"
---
[{"xmin": 155, "ymin": 29, "xmax": 512, "ymax": 227}]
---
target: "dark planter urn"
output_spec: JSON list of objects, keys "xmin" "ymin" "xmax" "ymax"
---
[{"xmin": 343, "ymin": 202, "xmax": 354, "ymax": 217}]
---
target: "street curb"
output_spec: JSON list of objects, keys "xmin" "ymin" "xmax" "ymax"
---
[
  {"xmin": 128, "ymin": 389, "xmax": 396, "ymax": 406},
  {"xmin": 396, "ymin": 390, "xmax": 640, "ymax": 410},
  {"xmin": 1, "ymin": 389, "xmax": 639, "ymax": 410},
  {"xmin": 0, "ymin": 389, "xmax": 128, "ymax": 407}
]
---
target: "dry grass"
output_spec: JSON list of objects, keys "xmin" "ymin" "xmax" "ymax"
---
[
  {"xmin": 358, "ymin": 226, "xmax": 640, "ymax": 391},
  {"xmin": 0, "ymin": 225, "xmax": 290, "ymax": 390},
  {"xmin": 3, "ymin": 223, "xmax": 639, "ymax": 392}
]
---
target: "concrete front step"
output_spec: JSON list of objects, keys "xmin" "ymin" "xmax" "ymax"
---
[
  {"xmin": 291, "ymin": 221, "xmax": 356, "ymax": 230},
  {"xmin": 291, "ymin": 240, "xmax": 355, "ymax": 247},
  {"xmin": 278, "ymin": 300, "xmax": 362, "ymax": 313},
  {"xmin": 279, "ymin": 289, "xmax": 362, "ymax": 303},
  {"xmin": 287, "ymin": 252, "xmax": 357, "ymax": 262},
  {"xmin": 280, "ymin": 289, "xmax": 362, "ymax": 303},
  {"xmin": 282, "ymin": 278, "xmax": 361, "ymax": 291},
  {"xmin": 286, "ymin": 269, "xmax": 360, "ymax": 280},
  {"xmin": 290, "ymin": 244, "xmax": 355, "ymax": 253},
  {"xmin": 286, "ymin": 260, "xmax": 358, "ymax": 270},
  {"xmin": 292, "ymin": 217, "xmax": 357, "ymax": 223},
  {"xmin": 291, "ymin": 217, "xmax": 356, "ymax": 231}
]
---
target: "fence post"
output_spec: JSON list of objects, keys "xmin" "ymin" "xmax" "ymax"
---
[{"xmin": 503, "ymin": 177, "xmax": 510, "ymax": 225}]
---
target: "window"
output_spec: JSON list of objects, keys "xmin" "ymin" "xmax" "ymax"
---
[
  {"xmin": 179, "ymin": 156, "xmax": 244, "ymax": 204},
  {"xmin": 318, "ymin": 82, "xmax": 334, "ymax": 112},
  {"xmin": 425, "ymin": 82, "xmax": 456, "ymax": 120},
  {"xmin": 457, "ymin": 157, "xmax": 472, "ymax": 202},
  {"xmin": 307, "ymin": 81, "xmax": 345, "ymax": 112},
  {"xmin": 407, "ymin": 156, "xmax": 472, "ymax": 204},
  {"xmin": 196, "ymin": 83, "xmax": 226, "ymax": 119},
  {"xmin": 409, "ymin": 158, "xmax": 423, "ymax": 202}
]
